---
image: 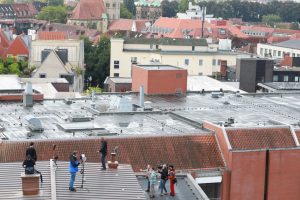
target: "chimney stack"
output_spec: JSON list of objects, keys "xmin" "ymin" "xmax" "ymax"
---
[
  {"xmin": 23, "ymin": 82, "xmax": 33, "ymax": 107},
  {"xmin": 139, "ymin": 86, "xmax": 144, "ymax": 107}
]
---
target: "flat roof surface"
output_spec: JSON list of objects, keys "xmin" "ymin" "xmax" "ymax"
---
[
  {"xmin": 137, "ymin": 177, "xmax": 206, "ymax": 200},
  {"xmin": 1, "ymin": 92, "xmax": 300, "ymax": 140},
  {"xmin": 272, "ymin": 39, "xmax": 300, "ymax": 50},
  {"xmin": 137, "ymin": 65, "xmax": 184, "ymax": 70},
  {"xmin": 187, "ymin": 76, "xmax": 244, "ymax": 93},
  {"xmin": 260, "ymin": 82, "xmax": 300, "ymax": 90}
]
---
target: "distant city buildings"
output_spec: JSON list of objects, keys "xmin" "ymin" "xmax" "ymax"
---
[
  {"xmin": 110, "ymin": 37, "xmax": 250, "ymax": 78},
  {"xmin": 135, "ymin": 0, "xmax": 162, "ymax": 21}
]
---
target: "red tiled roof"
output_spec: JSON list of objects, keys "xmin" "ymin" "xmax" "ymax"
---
[
  {"xmin": 0, "ymin": 31, "xmax": 10, "ymax": 48},
  {"xmin": 0, "ymin": 135, "xmax": 225, "ymax": 171},
  {"xmin": 70, "ymin": 0, "xmax": 106, "ymax": 20},
  {"xmin": 226, "ymin": 127, "xmax": 296, "ymax": 150},
  {"xmin": 37, "ymin": 31, "xmax": 68, "ymax": 40},
  {"xmin": 4, "ymin": 36, "xmax": 28, "ymax": 57},
  {"xmin": 109, "ymin": 19, "xmax": 149, "ymax": 32},
  {"xmin": 11, "ymin": 3, "xmax": 35, "ymax": 18},
  {"xmin": 295, "ymin": 129, "xmax": 300, "ymax": 141},
  {"xmin": 109, "ymin": 19, "xmax": 134, "ymax": 31}
]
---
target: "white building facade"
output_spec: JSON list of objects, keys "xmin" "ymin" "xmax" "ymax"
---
[
  {"xmin": 257, "ymin": 40, "xmax": 300, "ymax": 59},
  {"xmin": 110, "ymin": 38, "xmax": 250, "ymax": 77}
]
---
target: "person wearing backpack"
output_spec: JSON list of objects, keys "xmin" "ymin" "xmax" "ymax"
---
[
  {"xmin": 23, "ymin": 154, "xmax": 35, "ymax": 174},
  {"xmin": 169, "ymin": 165, "xmax": 176, "ymax": 196}
]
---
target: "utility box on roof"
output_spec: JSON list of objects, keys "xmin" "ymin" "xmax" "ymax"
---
[{"xmin": 132, "ymin": 64, "xmax": 187, "ymax": 95}]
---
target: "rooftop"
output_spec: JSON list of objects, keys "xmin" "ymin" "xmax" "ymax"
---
[
  {"xmin": 226, "ymin": 127, "xmax": 296, "ymax": 150},
  {"xmin": 271, "ymin": 39, "xmax": 300, "ymax": 50},
  {"xmin": 1, "ymin": 92, "xmax": 300, "ymax": 139},
  {"xmin": 137, "ymin": 65, "xmax": 185, "ymax": 70},
  {"xmin": 259, "ymin": 82, "xmax": 300, "ymax": 91},
  {"xmin": 0, "ymin": 135, "xmax": 225, "ymax": 171},
  {"xmin": 0, "ymin": 161, "xmax": 146, "ymax": 200},
  {"xmin": 123, "ymin": 38, "xmax": 208, "ymax": 46}
]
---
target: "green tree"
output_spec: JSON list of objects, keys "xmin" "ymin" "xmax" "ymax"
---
[
  {"xmin": 0, "ymin": 63, "xmax": 4, "ymax": 74},
  {"xmin": 161, "ymin": 0, "xmax": 178, "ymax": 17},
  {"xmin": 262, "ymin": 14, "xmax": 282, "ymax": 27},
  {"xmin": 48, "ymin": 0, "xmax": 64, "ymax": 6},
  {"xmin": 123, "ymin": 0, "xmax": 136, "ymax": 15},
  {"xmin": 290, "ymin": 22, "xmax": 299, "ymax": 30},
  {"xmin": 83, "ymin": 36, "xmax": 111, "ymax": 87},
  {"xmin": 120, "ymin": 3, "xmax": 133, "ymax": 19},
  {"xmin": 37, "ymin": 6, "xmax": 67, "ymax": 23},
  {"xmin": 8, "ymin": 63, "xmax": 21, "ymax": 76},
  {"xmin": 178, "ymin": 0, "xmax": 189, "ymax": 13}
]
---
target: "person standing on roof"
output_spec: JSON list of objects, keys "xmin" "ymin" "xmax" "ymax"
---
[
  {"xmin": 69, "ymin": 151, "xmax": 80, "ymax": 192},
  {"xmin": 169, "ymin": 165, "xmax": 176, "ymax": 196},
  {"xmin": 99, "ymin": 137, "xmax": 107, "ymax": 170},
  {"xmin": 149, "ymin": 167, "xmax": 158, "ymax": 198},
  {"xmin": 158, "ymin": 164, "xmax": 168, "ymax": 196},
  {"xmin": 26, "ymin": 142, "xmax": 37, "ymax": 162}
]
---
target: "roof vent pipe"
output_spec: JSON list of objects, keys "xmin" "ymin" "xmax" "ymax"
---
[
  {"xmin": 139, "ymin": 86, "xmax": 144, "ymax": 107},
  {"xmin": 23, "ymin": 82, "xmax": 33, "ymax": 107}
]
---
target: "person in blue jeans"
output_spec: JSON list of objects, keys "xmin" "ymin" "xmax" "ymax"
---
[
  {"xmin": 69, "ymin": 151, "xmax": 80, "ymax": 192},
  {"xmin": 158, "ymin": 164, "xmax": 168, "ymax": 196}
]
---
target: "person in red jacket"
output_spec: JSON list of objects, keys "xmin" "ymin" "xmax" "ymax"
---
[{"xmin": 169, "ymin": 165, "xmax": 176, "ymax": 196}]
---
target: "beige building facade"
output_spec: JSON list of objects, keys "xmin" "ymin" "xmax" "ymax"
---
[
  {"xmin": 30, "ymin": 40, "xmax": 84, "ymax": 92},
  {"xmin": 110, "ymin": 38, "xmax": 250, "ymax": 77},
  {"xmin": 257, "ymin": 40, "xmax": 300, "ymax": 59}
]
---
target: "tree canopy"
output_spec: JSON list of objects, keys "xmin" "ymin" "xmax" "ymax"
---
[
  {"xmin": 37, "ymin": 6, "xmax": 67, "ymax": 23},
  {"xmin": 82, "ymin": 36, "xmax": 110, "ymax": 88},
  {"xmin": 48, "ymin": 0, "xmax": 64, "ymax": 6},
  {"xmin": 0, "ymin": 57, "xmax": 32, "ymax": 77},
  {"xmin": 196, "ymin": 0, "xmax": 300, "ymax": 22},
  {"xmin": 178, "ymin": 0, "xmax": 189, "ymax": 13},
  {"xmin": 262, "ymin": 14, "xmax": 282, "ymax": 27},
  {"xmin": 161, "ymin": 0, "xmax": 179, "ymax": 17},
  {"xmin": 123, "ymin": 0, "xmax": 136, "ymax": 16},
  {"xmin": 120, "ymin": 3, "xmax": 133, "ymax": 19}
]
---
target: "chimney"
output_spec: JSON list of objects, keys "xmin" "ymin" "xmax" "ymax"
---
[
  {"xmin": 91, "ymin": 90, "xmax": 95, "ymax": 102},
  {"xmin": 23, "ymin": 82, "xmax": 33, "ymax": 107},
  {"xmin": 220, "ymin": 60, "xmax": 227, "ymax": 78},
  {"xmin": 139, "ymin": 86, "xmax": 144, "ymax": 107}
]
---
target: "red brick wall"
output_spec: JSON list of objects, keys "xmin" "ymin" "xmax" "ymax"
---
[
  {"xmin": 147, "ymin": 69, "xmax": 187, "ymax": 95},
  {"xmin": 267, "ymin": 149, "xmax": 300, "ymax": 200},
  {"xmin": 132, "ymin": 66, "xmax": 149, "ymax": 93},
  {"xmin": 0, "ymin": 94, "xmax": 43, "ymax": 101},
  {"xmin": 230, "ymin": 151, "xmax": 266, "ymax": 200}
]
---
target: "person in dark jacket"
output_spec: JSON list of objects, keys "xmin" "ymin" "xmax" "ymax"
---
[
  {"xmin": 23, "ymin": 155, "xmax": 35, "ymax": 174},
  {"xmin": 158, "ymin": 164, "xmax": 168, "ymax": 195},
  {"xmin": 99, "ymin": 137, "xmax": 107, "ymax": 170},
  {"xmin": 26, "ymin": 142, "xmax": 37, "ymax": 161},
  {"xmin": 69, "ymin": 151, "xmax": 80, "ymax": 191}
]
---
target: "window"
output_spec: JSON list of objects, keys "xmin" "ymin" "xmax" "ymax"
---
[
  {"xmin": 284, "ymin": 75, "xmax": 289, "ymax": 82},
  {"xmin": 217, "ymin": 59, "xmax": 221, "ymax": 65},
  {"xmin": 106, "ymin": 3, "xmax": 110, "ymax": 7},
  {"xmin": 114, "ymin": 60, "xmax": 119, "ymax": 69},
  {"xmin": 278, "ymin": 51, "xmax": 281, "ymax": 57},
  {"xmin": 192, "ymin": 46, "xmax": 195, "ymax": 51},
  {"xmin": 295, "ymin": 76, "xmax": 299, "ymax": 82},
  {"xmin": 150, "ymin": 44, "xmax": 153, "ymax": 49},
  {"xmin": 199, "ymin": 59, "xmax": 203, "ymax": 66},
  {"xmin": 292, "ymin": 53, "xmax": 295, "ymax": 57},
  {"xmin": 212, "ymin": 59, "xmax": 216, "ymax": 66},
  {"xmin": 184, "ymin": 59, "xmax": 189, "ymax": 65},
  {"xmin": 114, "ymin": 73, "xmax": 119, "ymax": 77},
  {"xmin": 273, "ymin": 50, "xmax": 276, "ymax": 57},
  {"xmin": 131, "ymin": 57, "xmax": 137, "ymax": 64},
  {"xmin": 39, "ymin": 73, "xmax": 46, "ymax": 78},
  {"xmin": 297, "ymin": 54, "xmax": 300, "ymax": 57},
  {"xmin": 113, "ymin": 3, "xmax": 116, "ymax": 7},
  {"xmin": 156, "ymin": 44, "xmax": 159, "ymax": 49},
  {"xmin": 260, "ymin": 48, "xmax": 264, "ymax": 56},
  {"xmin": 273, "ymin": 75, "xmax": 278, "ymax": 82}
]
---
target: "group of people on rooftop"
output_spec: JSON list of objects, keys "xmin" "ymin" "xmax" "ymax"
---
[{"xmin": 142, "ymin": 164, "xmax": 176, "ymax": 198}]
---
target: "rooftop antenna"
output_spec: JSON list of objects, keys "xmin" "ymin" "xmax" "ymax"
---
[{"xmin": 201, "ymin": 7, "xmax": 206, "ymax": 38}]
